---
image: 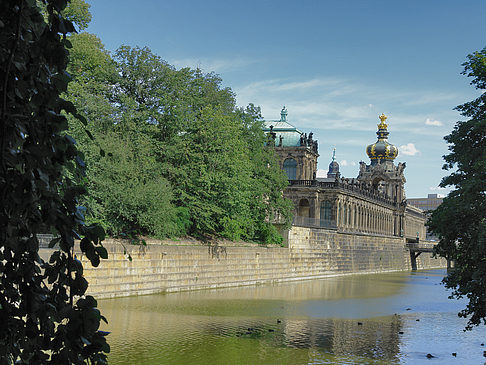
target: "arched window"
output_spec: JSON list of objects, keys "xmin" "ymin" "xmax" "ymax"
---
[
  {"xmin": 320, "ymin": 201, "xmax": 332, "ymax": 226},
  {"xmin": 298, "ymin": 199, "xmax": 310, "ymax": 217},
  {"xmin": 283, "ymin": 158, "xmax": 297, "ymax": 180}
]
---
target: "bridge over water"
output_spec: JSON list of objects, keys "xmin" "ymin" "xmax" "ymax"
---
[{"xmin": 406, "ymin": 242, "xmax": 452, "ymax": 270}]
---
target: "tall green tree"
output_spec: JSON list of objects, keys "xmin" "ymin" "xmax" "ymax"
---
[
  {"xmin": 239, "ymin": 104, "xmax": 294, "ymax": 243},
  {"xmin": 65, "ymin": 39, "xmax": 292, "ymax": 242},
  {"xmin": 428, "ymin": 46, "xmax": 486, "ymax": 330},
  {"xmin": 0, "ymin": 0, "xmax": 108, "ymax": 363},
  {"xmin": 111, "ymin": 46, "xmax": 292, "ymax": 242}
]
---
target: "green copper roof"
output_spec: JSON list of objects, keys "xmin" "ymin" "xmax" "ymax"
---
[
  {"xmin": 263, "ymin": 120, "xmax": 303, "ymax": 147},
  {"xmin": 263, "ymin": 106, "xmax": 304, "ymax": 147}
]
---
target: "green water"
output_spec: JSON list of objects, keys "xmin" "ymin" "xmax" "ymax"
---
[{"xmin": 99, "ymin": 270, "xmax": 486, "ymax": 364}]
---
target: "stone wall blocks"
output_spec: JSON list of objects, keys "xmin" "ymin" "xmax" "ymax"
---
[{"xmin": 75, "ymin": 233, "xmax": 446, "ymax": 299}]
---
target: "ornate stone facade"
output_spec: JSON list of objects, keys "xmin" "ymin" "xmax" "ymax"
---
[
  {"xmin": 266, "ymin": 110, "xmax": 427, "ymax": 242},
  {"xmin": 263, "ymin": 107, "xmax": 318, "ymax": 181}
]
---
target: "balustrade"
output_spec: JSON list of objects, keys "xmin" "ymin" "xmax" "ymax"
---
[{"xmin": 288, "ymin": 179, "xmax": 395, "ymax": 207}]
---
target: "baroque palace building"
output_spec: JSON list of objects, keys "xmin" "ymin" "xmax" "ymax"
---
[{"xmin": 264, "ymin": 107, "xmax": 426, "ymax": 242}]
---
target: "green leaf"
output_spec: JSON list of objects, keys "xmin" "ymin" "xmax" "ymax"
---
[
  {"xmin": 95, "ymin": 246, "xmax": 108, "ymax": 260},
  {"xmin": 80, "ymin": 237, "xmax": 91, "ymax": 253},
  {"xmin": 73, "ymin": 258, "xmax": 83, "ymax": 275},
  {"xmin": 89, "ymin": 253, "xmax": 100, "ymax": 267},
  {"xmin": 49, "ymin": 237, "xmax": 61, "ymax": 248}
]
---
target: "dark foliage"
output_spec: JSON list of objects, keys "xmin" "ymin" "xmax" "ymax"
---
[
  {"xmin": 428, "ymin": 46, "xmax": 486, "ymax": 330},
  {"xmin": 1, "ymin": 0, "xmax": 108, "ymax": 362}
]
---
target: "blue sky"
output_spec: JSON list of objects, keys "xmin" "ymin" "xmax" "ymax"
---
[{"xmin": 86, "ymin": 0, "xmax": 485, "ymax": 198}]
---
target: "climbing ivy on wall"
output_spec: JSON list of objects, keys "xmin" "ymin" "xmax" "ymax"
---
[{"xmin": 0, "ymin": 0, "xmax": 108, "ymax": 363}]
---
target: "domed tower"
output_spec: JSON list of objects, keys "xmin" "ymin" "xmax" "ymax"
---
[
  {"xmin": 327, "ymin": 148, "xmax": 340, "ymax": 179},
  {"xmin": 358, "ymin": 114, "xmax": 406, "ymax": 204},
  {"xmin": 366, "ymin": 113, "xmax": 398, "ymax": 167},
  {"xmin": 263, "ymin": 106, "xmax": 319, "ymax": 180}
]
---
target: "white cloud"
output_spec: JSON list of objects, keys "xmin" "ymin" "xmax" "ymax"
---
[
  {"xmin": 339, "ymin": 159, "xmax": 356, "ymax": 166},
  {"xmin": 316, "ymin": 169, "xmax": 328, "ymax": 178},
  {"xmin": 401, "ymin": 92, "xmax": 459, "ymax": 107},
  {"xmin": 429, "ymin": 186, "xmax": 449, "ymax": 197},
  {"xmin": 399, "ymin": 143, "xmax": 420, "ymax": 156},
  {"xmin": 170, "ymin": 57, "xmax": 257, "ymax": 73},
  {"xmin": 425, "ymin": 118, "xmax": 444, "ymax": 126},
  {"xmin": 234, "ymin": 76, "xmax": 460, "ymax": 136},
  {"xmin": 429, "ymin": 186, "xmax": 447, "ymax": 192}
]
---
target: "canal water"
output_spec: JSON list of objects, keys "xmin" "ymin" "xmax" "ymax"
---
[{"xmin": 99, "ymin": 269, "xmax": 486, "ymax": 364}]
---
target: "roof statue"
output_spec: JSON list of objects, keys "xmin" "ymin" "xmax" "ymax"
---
[{"xmin": 262, "ymin": 107, "xmax": 317, "ymax": 152}]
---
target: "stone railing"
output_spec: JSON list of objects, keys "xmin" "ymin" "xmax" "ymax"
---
[
  {"xmin": 406, "ymin": 242, "xmax": 436, "ymax": 253},
  {"xmin": 292, "ymin": 216, "xmax": 337, "ymax": 229},
  {"xmin": 37, "ymin": 234, "xmax": 56, "ymax": 248},
  {"xmin": 288, "ymin": 180, "xmax": 396, "ymax": 207},
  {"xmin": 292, "ymin": 216, "xmax": 399, "ymax": 237}
]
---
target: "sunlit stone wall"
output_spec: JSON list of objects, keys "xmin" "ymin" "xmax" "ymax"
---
[
  {"xmin": 288, "ymin": 227, "xmax": 444, "ymax": 274},
  {"xmin": 75, "ymin": 229, "xmax": 446, "ymax": 299}
]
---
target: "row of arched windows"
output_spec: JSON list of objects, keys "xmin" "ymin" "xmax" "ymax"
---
[
  {"xmin": 296, "ymin": 197, "xmax": 396, "ymax": 235},
  {"xmin": 336, "ymin": 201, "xmax": 395, "ymax": 235}
]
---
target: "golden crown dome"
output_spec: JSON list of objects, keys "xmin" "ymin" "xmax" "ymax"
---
[{"xmin": 366, "ymin": 114, "xmax": 398, "ymax": 161}]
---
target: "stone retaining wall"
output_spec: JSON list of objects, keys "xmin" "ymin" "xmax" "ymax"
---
[
  {"xmin": 288, "ymin": 227, "xmax": 443, "ymax": 274},
  {"xmin": 74, "ymin": 227, "xmax": 446, "ymax": 299}
]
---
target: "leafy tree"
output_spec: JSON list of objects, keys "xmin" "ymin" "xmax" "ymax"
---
[
  {"xmin": 63, "ymin": 0, "xmax": 91, "ymax": 31},
  {"xmin": 239, "ymin": 104, "xmax": 294, "ymax": 243},
  {"xmin": 86, "ymin": 130, "xmax": 181, "ymax": 238},
  {"xmin": 0, "ymin": 0, "xmax": 108, "ymax": 362},
  {"xmin": 179, "ymin": 105, "xmax": 253, "ymax": 238},
  {"xmin": 428, "ymin": 46, "xmax": 486, "ymax": 330},
  {"xmin": 67, "ymin": 41, "xmax": 180, "ymax": 238},
  {"xmin": 63, "ymin": 39, "xmax": 292, "ymax": 242},
  {"xmin": 111, "ymin": 46, "xmax": 292, "ymax": 242}
]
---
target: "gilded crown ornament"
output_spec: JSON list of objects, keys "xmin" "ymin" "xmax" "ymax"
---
[
  {"xmin": 366, "ymin": 113, "xmax": 398, "ymax": 162},
  {"xmin": 378, "ymin": 113, "xmax": 388, "ymax": 129}
]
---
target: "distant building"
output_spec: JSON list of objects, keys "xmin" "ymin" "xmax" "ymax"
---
[
  {"xmin": 407, "ymin": 194, "xmax": 443, "ymax": 212},
  {"xmin": 264, "ymin": 107, "xmax": 427, "ymax": 242},
  {"xmin": 407, "ymin": 194, "xmax": 444, "ymax": 241}
]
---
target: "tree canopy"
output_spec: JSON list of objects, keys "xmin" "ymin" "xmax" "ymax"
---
[
  {"xmin": 66, "ymin": 40, "xmax": 292, "ymax": 243},
  {"xmin": 428, "ymin": 46, "xmax": 486, "ymax": 330}
]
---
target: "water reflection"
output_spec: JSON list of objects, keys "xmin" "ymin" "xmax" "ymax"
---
[{"xmin": 99, "ymin": 270, "xmax": 486, "ymax": 364}]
